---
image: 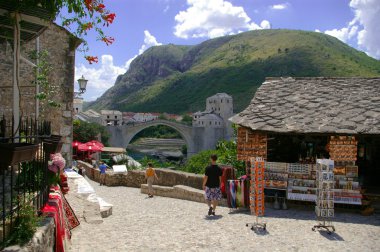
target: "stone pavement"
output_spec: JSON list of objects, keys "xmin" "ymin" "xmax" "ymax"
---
[{"xmin": 68, "ymin": 178, "xmax": 380, "ymax": 252}]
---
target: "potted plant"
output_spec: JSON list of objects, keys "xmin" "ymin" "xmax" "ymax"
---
[{"xmin": 0, "ymin": 143, "xmax": 39, "ymax": 166}]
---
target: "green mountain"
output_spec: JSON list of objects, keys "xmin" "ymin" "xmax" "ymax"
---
[{"xmin": 86, "ymin": 29, "xmax": 380, "ymax": 114}]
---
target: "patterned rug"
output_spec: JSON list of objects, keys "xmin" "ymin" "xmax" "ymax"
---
[{"xmin": 62, "ymin": 194, "xmax": 80, "ymax": 230}]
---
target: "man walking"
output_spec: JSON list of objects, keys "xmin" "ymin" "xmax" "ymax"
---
[
  {"xmin": 99, "ymin": 161, "xmax": 107, "ymax": 186},
  {"xmin": 203, "ymin": 154, "xmax": 223, "ymax": 215}
]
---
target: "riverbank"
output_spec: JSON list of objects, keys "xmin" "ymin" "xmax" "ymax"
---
[{"xmin": 128, "ymin": 137, "xmax": 186, "ymax": 159}]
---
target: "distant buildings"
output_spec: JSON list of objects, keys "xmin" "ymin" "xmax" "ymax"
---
[
  {"xmin": 75, "ymin": 93, "xmax": 234, "ymax": 144},
  {"xmin": 73, "ymin": 98, "xmax": 84, "ymax": 114},
  {"xmin": 193, "ymin": 93, "xmax": 234, "ymax": 140},
  {"xmin": 100, "ymin": 110, "xmax": 123, "ymax": 126}
]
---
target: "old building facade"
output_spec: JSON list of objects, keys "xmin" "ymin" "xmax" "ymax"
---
[{"xmin": 0, "ymin": 23, "xmax": 81, "ymax": 165}]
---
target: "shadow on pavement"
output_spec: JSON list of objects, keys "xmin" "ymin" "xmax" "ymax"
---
[
  {"xmin": 260, "ymin": 207, "xmax": 380, "ymax": 227},
  {"xmin": 318, "ymin": 231, "xmax": 345, "ymax": 241},
  {"xmin": 204, "ymin": 215, "xmax": 223, "ymax": 220}
]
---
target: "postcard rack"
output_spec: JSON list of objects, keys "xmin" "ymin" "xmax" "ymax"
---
[
  {"xmin": 312, "ymin": 159, "xmax": 335, "ymax": 234},
  {"xmin": 246, "ymin": 157, "xmax": 267, "ymax": 231}
]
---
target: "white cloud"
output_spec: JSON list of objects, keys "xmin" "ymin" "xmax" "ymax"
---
[
  {"xmin": 174, "ymin": 0, "xmax": 270, "ymax": 39},
  {"xmin": 325, "ymin": 26, "xmax": 358, "ymax": 43},
  {"xmin": 350, "ymin": 0, "xmax": 380, "ymax": 58},
  {"xmin": 323, "ymin": 0, "xmax": 380, "ymax": 59},
  {"xmin": 270, "ymin": 3, "xmax": 289, "ymax": 10},
  {"xmin": 125, "ymin": 30, "xmax": 162, "ymax": 70},
  {"xmin": 76, "ymin": 31, "xmax": 162, "ymax": 101},
  {"xmin": 75, "ymin": 55, "xmax": 126, "ymax": 100}
]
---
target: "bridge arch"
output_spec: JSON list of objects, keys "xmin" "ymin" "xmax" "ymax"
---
[{"xmin": 107, "ymin": 120, "xmax": 196, "ymax": 157}]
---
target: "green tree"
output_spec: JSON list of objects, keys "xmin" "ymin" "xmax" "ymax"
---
[
  {"xmin": 181, "ymin": 114, "xmax": 193, "ymax": 125},
  {"xmin": 184, "ymin": 149, "xmax": 216, "ymax": 174},
  {"xmin": 73, "ymin": 120, "xmax": 109, "ymax": 145},
  {"xmin": 182, "ymin": 140, "xmax": 245, "ymax": 176}
]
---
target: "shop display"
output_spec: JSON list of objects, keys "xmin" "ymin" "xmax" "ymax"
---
[
  {"xmin": 329, "ymin": 136, "xmax": 357, "ymax": 161},
  {"xmin": 237, "ymin": 127, "xmax": 267, "ymax": 161},
  {"xmin": 312, "ymin": 159, "xmax": 335, "ymax": 234},
  {"xmin": 246, "ymin": 157, "xmax": 266, "ymax": 230},
  {"xmin": 227, "ymin": 179, "xmax": 249, "ymax": 209},
  {"xmin": 287, "ymin": 161, "xmax": 316, "ymax": 201},
  {"xmin": 264, "ymin": 171, "xmax": 288, "ymax": 189},
  {"xmin": 330, "ymin": 136, "xmax": 362, "ymax": 205}
]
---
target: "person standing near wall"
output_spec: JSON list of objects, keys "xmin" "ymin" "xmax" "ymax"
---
[
  {"xmin": 145, "ymin": 162, "xmax": 158, "ymax": 198},
  {"xmin": 99, "ymin": 161, "xmax": 107, "ymax": 186},
  {"xmin": 203, "ymin": 154, "xmax": 223, "ymax": 216}
]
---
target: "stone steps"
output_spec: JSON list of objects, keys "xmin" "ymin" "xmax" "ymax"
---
[{"xmin": 140, "ymin": 184, "xmax": 227, "ymax": 207}]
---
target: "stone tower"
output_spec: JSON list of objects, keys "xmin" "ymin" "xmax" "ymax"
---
[{"xmin": 205, "ymin": 93, "xmax": 234, "ymax": 139}]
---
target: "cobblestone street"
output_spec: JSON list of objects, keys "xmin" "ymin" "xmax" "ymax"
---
[{"xmin": 69, "ymin": 178, "xmax": 380, "ymax": 252}]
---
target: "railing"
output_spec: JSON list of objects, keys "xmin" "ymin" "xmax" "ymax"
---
[{"xmin": 0, "ymin": 116, "xmax": 52, "ymax": 248}]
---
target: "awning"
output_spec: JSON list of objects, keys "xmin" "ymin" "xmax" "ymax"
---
[{"xmin": 101, "ymin": 147, "xmax": 126, "ymax": 153}]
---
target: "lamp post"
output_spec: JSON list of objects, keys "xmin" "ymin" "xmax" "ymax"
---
[{"xmin": 74, "ymin": 75, "xmax": 88, "ymax": 98}]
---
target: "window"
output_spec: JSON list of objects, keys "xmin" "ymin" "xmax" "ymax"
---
[
  {"xmin": 202, "ymin": 121, "xmax": 204, "ymax": 125},
  {"xmin": 209, "ymin": 121, "xmax": 211, "ymax": 125},
  {"xmin": 227, "ymin": 99, "xmax": 229, "ymax": 103},
  {"xmin": 115, "ymin": 116, "xmax": 117, "ymax": 119},
  {"xmin": 221, "ymin": 99, "xmax": 223, "ymax": 103},
  {"xmin": 107, "ymin": 115, "xmax": 110, "ymax": 119},
  {"xmin": 215, "ymin": 121, "xmax": 217, "ymax": 125}
]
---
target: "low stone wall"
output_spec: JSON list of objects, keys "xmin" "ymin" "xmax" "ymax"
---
[
  {"xmin": 3, "ymin": 217, "xmax": 55, "ymax": 252},
  {"xmin": 77, "ymin": 161, "xmax": 203, "ymax": 189},
  {"xmin": 141, "ymin": 184, "xmax": 227, "ymax": 207}
]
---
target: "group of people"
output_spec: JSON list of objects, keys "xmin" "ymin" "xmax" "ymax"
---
[{"xmin": 94, "ymin": 154, "xmax": 224, "ymax": 215}]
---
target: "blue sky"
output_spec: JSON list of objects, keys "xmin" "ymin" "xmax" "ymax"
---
[{"xmin": 69, "ymin": 0, "xmax": 380, "ymax": 101}]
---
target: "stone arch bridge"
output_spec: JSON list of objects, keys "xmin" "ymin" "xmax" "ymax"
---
[{"xmin": 106, "ymin": 119, "xmax": 225, "ymax": 157}]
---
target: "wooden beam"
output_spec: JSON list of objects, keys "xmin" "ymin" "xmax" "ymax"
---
[
  {"xmin": 19, "ymin": 13, "xmax": 50, "ymax": 27},
  {"xmin": 0, "ymin": 9, "xmax": 50, "ymax": 27},
  {"xmin": 0, "ymin": 23, "xmax": 39, "ymax": 35}
]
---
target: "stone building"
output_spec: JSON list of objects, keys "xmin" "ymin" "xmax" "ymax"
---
[
  {"xmin": 191, "ymin": 93, "xmax": 234, "ymax": 150},
  {"xmin": 0, "ymin": 23, "xmax": 81, "ymax": 165},
  {"xmin": 73, "ymin": 97, "xmax": 84, "ymax": 114},
  {"xmin": 100, "ymin": 110, "xmax": 122, "ymax": 126},
  {"xmin": 193, "ymin": 93, "xmax": 234, "ymax": 140}
]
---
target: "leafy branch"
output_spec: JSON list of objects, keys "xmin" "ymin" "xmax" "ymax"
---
[
  {"xmin": 9, "ymin": 0, "xmax": 116, "ymax": 64},
  {"xmin": 29, "ymin": 49, "xmax": 60, "ymax": 108}
]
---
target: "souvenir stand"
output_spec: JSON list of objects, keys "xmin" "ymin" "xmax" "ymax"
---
[
  {"xmin": 226, "ymin": 178, "xmax": 250, "ymax": 210},
  {"xmin": 313, "ymin": 159, "xmax": 335, "ymax": 234},
  {"xmin": 246, "ymin": 157, "xmax": 266, "ymax": 230},
  {"xmin": 236, "ymin": 128, "xmax": 267, "ymax": 230},
  {"xmin": 329, "ymin": 136, "xmax": 361, "ymax": 205}
]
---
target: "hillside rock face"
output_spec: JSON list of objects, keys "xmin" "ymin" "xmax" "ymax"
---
[{"xmin": 87, "ymin": 29, "xmax": 380, "ymax": 113}]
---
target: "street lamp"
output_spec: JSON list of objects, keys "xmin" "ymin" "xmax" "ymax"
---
[
  {"xmin": 77, "ymin": 75, "xmax": 88, "ymax": 94},
  {"xmin": 74, "ymin": 75, "xmax": 88, "ymax": 98}
]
